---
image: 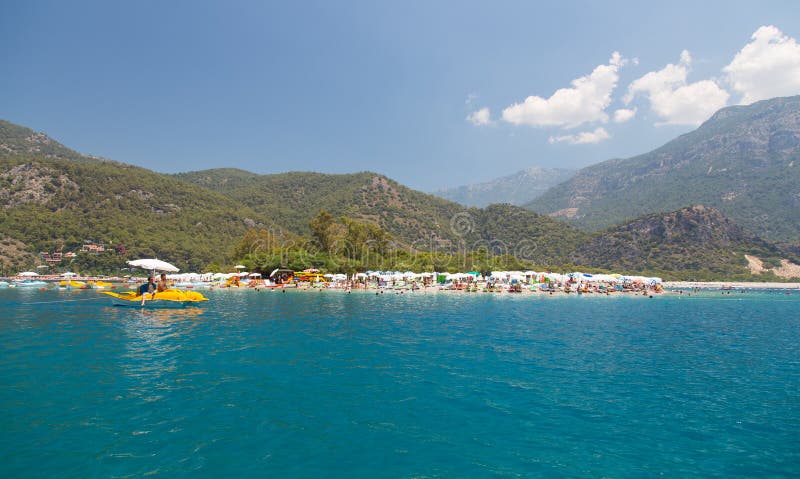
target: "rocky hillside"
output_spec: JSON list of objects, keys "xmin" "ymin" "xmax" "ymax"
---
[
  {"xmin": 572, "ymin": 205, "xmax": 796, "ymax": 280},
  {"xmin": 433, "ymin": 167, "xmax": 575, "ymax": 207},
  {"xmin": 526, "ymin": 96, "xmax": 800, "ymax": 242},
  {"xmin": 0, "ymin": 155, "xmax": 285, "ymax": 272}
]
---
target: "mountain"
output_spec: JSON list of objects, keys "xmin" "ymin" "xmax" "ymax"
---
[
  {"xmin": 0, "ymin": 123, "xmax": 286, "ymax": 272},
  {"xmin": 173, "ymin": 169, "xmax": 583, "ymax": 266},
  {"xmin": 432, "ymin": 167, "xmax": 575, "ymax": 207},
  {"xmin": 572, "ymin": 205, "xmax": 797, "ymax": 280},
  {"xmin": 2, "ymin": 119, "xmax": 795, "ymax": 280},
  {"xmin": 526, "ymin": 96, "xmax": 800, "ymax": 242}
]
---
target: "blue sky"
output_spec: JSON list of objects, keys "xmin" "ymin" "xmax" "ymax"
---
[{"xmin": 2, "ymin": 1, "xmax": 800, "ymax": 191}]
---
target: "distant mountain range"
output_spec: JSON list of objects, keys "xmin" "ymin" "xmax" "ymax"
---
[
  {"xmin": 526, "ymin": 95, "xmax": 800, "ymax": 244},
  {"xmin": 1, "ymin": 114, "xmax": 798, "ymax": 280},
  {"xmin": 432, "ymin": 167, "xmax": 575, "ymax": 207}
]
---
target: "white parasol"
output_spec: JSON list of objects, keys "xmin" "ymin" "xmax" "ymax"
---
[{"xmin": 127, "ymin": 259, "xmax": 180, "ymax": 273}]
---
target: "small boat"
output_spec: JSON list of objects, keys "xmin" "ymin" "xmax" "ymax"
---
[
  {"xmin": 14, "ymin": 279, "xmax": 49, "ymax": 288},
  {"xmin": 59, "ymin": 280, "xmax": 88, "ymax": 289},
  {"xmin": 102, "ymin": 289, "xmax": 209, "ymax": 308}
]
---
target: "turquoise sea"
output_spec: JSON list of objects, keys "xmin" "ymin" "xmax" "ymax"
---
[{"xmin": 1, "ymin": 288, "xmax": 798, "ymax": 478}]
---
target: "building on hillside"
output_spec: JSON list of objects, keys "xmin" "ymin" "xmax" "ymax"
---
[{"xmin": 81, "ymin": 244, "xmax": 105, "ymax": 253}]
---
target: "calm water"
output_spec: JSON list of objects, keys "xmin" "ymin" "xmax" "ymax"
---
[{"xmin": 1, "ymin": 288, "xmax": 798, "ymax": 478}]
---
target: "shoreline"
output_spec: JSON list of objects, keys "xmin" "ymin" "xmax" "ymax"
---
[
  {"xmin": 3, "ymin": 277, "xmax": 799, "ymax": 294},
  {"xmin": 664, "ymin": 281, "xmax": 800, "ymax": 290}
]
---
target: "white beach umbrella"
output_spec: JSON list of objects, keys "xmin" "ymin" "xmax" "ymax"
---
[
  {"xmin": 235, "ymin": 265, "xmax": 246, "ymax": 270},
  {"xmin": 127, "ymin": 259, "xmax": 180, "ymax": 273},
  {"xmin": 18, "ymin": 271, "xmax": 39, "ymax": 277},
  {"xmin": 61, "ymin": 272, "xmax": 77, "ymax": 277}
]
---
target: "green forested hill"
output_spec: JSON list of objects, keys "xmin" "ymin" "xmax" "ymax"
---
[
  {"xmin": 176, "ymin": 169, "xmax": 464, "ymax": 244},
  {"xmin": 526, "ymin": 96, "xmax": 800, "ymax": 242},
  {"xmin": 173, "ymin": 169, "xmax": 583, "ymax": 265},
  {"xmin": 0, "ymin": 156, "xmax": 282, "ymax": 272}
]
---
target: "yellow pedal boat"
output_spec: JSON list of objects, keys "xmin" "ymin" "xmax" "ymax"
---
[
  {"xmin": 59, "ymin": 280, "xmax": 88, "ymax": 289},
  {"xmin": 102, "ymin": 289, "xmax": 209, "ymax": 308}
]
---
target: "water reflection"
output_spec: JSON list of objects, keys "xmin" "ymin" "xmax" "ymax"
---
[{"xmin": 108, "ymin": 307, "xmax": 205, "ymax": 399}]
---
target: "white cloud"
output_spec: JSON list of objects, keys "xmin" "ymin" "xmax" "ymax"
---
[
  {"xmin": 624, "ymin": 50, "xmax": 729, "ymax": 126},
  {"xmin": 466, "ymin": 107, "xmax": 491, "ymax": 126},
  {"xmin": 723, "ymin": 25, "xmax": 800, "ymax": 105},
  {"xmin": 548, "ymin": 127, "xmax": 611, "ymax": 145},
  {"xmin": 502, "ymin": 52, "xmax": 626, "ymax": 128},
  {"xmin": 613, "ymin": 107, "xmax": 637, "ymax": 123}
]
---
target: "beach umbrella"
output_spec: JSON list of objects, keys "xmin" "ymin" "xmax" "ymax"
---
[
  {"xmin": 61, "ymin": 272, "xmax": 77, "ymax": 277},
  {"xmin": 127, "ymin": 259, "xmax": 180, "ymax": 273},
  {"xmin": 18, "ymin": 271, "xmax": 39, "ymax": 277},
  {"xmin": 235, "ymin": 265, "xmax": 246, "ymax": 270}
]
